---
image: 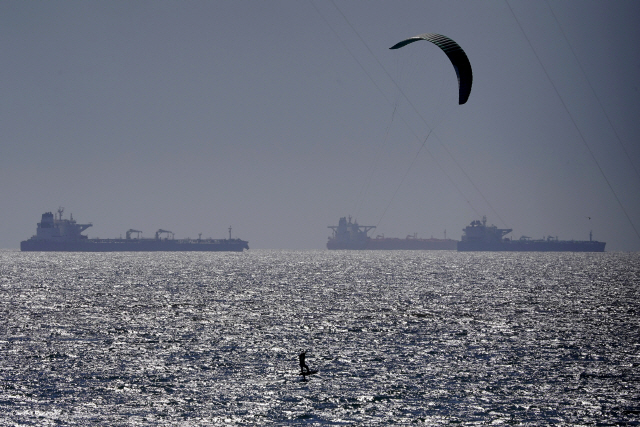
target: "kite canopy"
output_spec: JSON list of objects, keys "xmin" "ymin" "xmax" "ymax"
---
[{"xmin": 390, "ymin": 33, "xmax": 472, "ymax": 105}]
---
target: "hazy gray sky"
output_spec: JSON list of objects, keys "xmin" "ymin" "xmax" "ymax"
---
[{"xmin": 2, "ymin": 1, "xmax": 639, "ymax": 251}]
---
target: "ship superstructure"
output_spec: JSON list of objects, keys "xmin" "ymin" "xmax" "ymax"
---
[
  {"xmin": 327, "ymin": 216, "xmax": 375, "ymax": 250},
  {"xmin": 327, "ymin": 216, "xmax": 457, "ymax": 250},
  {"xmin": 457, "ymin": 216, "xmax": 605, "ymax": 252},
  {"xmin": 31, "ymin": 208, "xmax": 92, "ymax": 242},
  {"xmin": 21, "ymin": 208, "xmax": 249, "ymax": 252}
]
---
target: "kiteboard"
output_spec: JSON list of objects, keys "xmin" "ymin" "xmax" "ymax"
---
[{"xmin": 299, "ymin": 370, "xmax": 318, "ymax": 376}]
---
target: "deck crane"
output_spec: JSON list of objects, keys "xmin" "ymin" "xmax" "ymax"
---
[
  {"xmin": 126, "ymin": 229, "xmax": 143, "ymax": 240},
  {"xmin": 155, "ymin": 229, "xmax": 174, "ymax": 240}
]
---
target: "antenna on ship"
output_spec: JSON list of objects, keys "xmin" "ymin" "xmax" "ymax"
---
[
  {"xmin": 229, "ymin": 226, "xmax": 232, "ymax": 240},
  {"xmin": 57, "ymin": 207, "xmax": 64, "ymax": 221}
]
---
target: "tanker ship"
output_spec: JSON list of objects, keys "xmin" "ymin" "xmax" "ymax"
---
[
  {"xmin": 20, "ymin": 208, "xmax": 249, "ymax": 252},
  {"xmin": 457, "ymin": 216, "xmax": 605, "ymax": 252},
  {"xmin": 327, "ymin": 216, "xmax": 457, "ymax": 250}
]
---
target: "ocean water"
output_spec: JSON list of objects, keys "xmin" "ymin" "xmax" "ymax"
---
[{"xmin": 0, "ymin": 250, "xmax": 638, "ymax": 425}]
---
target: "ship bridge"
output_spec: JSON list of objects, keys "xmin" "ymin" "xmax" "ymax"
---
[
  {"xmin": 35, "ymin": 208, "xmax": 92, "ymax": 240},
  {"xmin": 462, "ymin": 216, "xmax": 512, "ymax": 243}
]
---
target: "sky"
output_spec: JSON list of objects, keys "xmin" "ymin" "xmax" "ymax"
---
[{"xmin": 2, "ymin": 0, "xmax": 639, "ymax": 251}]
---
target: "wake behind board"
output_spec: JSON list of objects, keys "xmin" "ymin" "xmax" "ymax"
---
[{"xmin": 299, "ymin": 370, "xmax": 318, "ymax": 376}]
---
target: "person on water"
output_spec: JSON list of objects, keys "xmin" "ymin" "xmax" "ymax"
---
[{"xmin": 299, "ymin": 350, "xmax": 311, "ymax": 374}]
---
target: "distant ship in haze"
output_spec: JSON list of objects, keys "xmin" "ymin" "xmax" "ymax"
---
[
  {"xmin": 457, "ymin": 216, "xmax": 605, "ymax": 252},
  {"xmin": 20, "ymin": 208, "xmax": 249, "ymax": 252},
  {"xmin": 327, "ymin": 216, "xmax": 457, "ymax": 250}
]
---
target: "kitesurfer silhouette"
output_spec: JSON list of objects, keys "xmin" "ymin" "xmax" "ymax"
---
[{"xmin": 299, "ymin": 350, "xmax": 311, "ymax": 375}]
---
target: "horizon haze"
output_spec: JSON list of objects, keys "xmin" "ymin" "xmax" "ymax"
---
[{"xmin": 2, "ymin": 1, "xmax": 639, "ymax": 251}]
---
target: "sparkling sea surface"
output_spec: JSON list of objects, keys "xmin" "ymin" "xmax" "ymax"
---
[{"xmin": 1, "ymin": 250, "xmax": 639, "ymax": 425}]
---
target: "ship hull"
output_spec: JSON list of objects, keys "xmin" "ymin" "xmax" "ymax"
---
[
  {"xmin": 327, "ymin": 238, "xmax": 457, "ymax": 251},
  {"xmin": 20, "ymin": 239, "xmax": 249, "ymax": 252},
  {"xmin": 366, "ymin": 238, "xmax": 457, "ymax": 250},
  {"xmin": 457, "ymin": 240, "xmax": 605, "ymax": 252},
  {"xmin": 326, "ymin": 240, "xmax": 367, "ymax": 250}
]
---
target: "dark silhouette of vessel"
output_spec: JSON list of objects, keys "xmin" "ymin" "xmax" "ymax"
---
[
  {"xmin": 20, "ymin": 208, "xmax": 249, "ymax": 252},
  {"xmin": 327, "ymin": 216, "xmax": 457, "ymax": 250},
  {"xmin": 457, "ymin": 216, "xmax": 605, "ymax": 252}
]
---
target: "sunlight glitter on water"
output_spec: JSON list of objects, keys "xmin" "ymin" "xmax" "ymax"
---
[{"xmin": 0, "ymin": 250, "xmax": 638, "ymax": 425}]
